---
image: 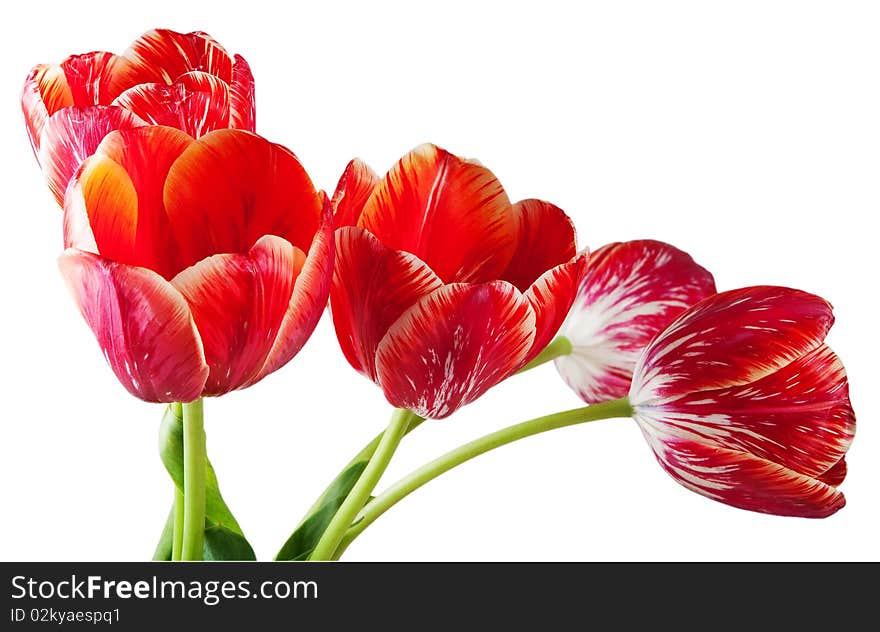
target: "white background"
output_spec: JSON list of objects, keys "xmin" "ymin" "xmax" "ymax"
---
[{"xmin": 0, "ymin": 1, "xmax": 877, "ymax": 561}]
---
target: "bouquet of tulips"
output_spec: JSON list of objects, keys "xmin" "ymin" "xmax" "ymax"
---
[{"xmin": 22, "ymin": 29, "xmax": 855, "ymax": 561}]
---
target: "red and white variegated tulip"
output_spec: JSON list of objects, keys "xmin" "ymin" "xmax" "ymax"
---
[
  {"xmin": 22, "ymin": 28, "xmax": 255, "ymax": 206},
  {"xmin": 629, "ymin": 286, "xmax": 855, "ymax": 517},
  {"xmin": 329, "ymin": 144, "xmax": 587, "ymax": 418},
  {"xmin": 555, "ymin": 240, "xmax": 716, "ymax": 403},
  {"xmin": 58, "ymin": 126, "xmax": 332, "ymax": 403}
]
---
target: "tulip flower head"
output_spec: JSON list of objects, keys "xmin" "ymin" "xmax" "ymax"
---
[
  {"xmin": 329, "ymin": 144, "xmax": 587, "ymax": 418},
  {"xmin": 59, "ymin": 126, "xmax": 332, "ymax": 403},
  {"xmin": 629, "ymin": 286, "xmax": 855, "ymax": 517},
  {"xmin": 22, "ymin": 28, "xmax": 255, "ymax": 205},
  {"xmin": 555, "ymin": 240, "xmax": 716, "ymax": 403}
]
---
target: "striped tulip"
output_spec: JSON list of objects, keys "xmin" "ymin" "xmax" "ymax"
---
[
  {"xmin": 330, "ymin": 144, "xmax": 587, "ymax": 418},
  {"xmin": 555, "ymin": 240, "xmax": 716, "ymax": 402},
  {"xmin": 629, "ymin": 286, "xmax": 855, "ymax": 517},
  {"xmin": 59, "ymin": 127, "xmax": 332, "ymax": 403},
  {"xmin": 22, "ymin": 28, "xmax": 255, "ymax": 206}
]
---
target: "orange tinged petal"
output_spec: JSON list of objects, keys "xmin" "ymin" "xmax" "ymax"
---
[
  {"xmin": 124, "ymin": 29, "xmax": 233, "ymax": 85},
  {"xmin": 39, "ymin": 106, "xmax": 146, "ymax": 206},
  {"xmin": 66, "ymin": 126, "xmax": 193, "ymax": 277},
  {"xmin": 164, "ymin": 129, "xmax": 322, "ymax": 270},
  {"xmin": 359, "ymin": 144, "xmax": 517, "ymax": 284},
  {"xmin": 21, "ymin": 64, "xmax": 73, "ymax": 155}
]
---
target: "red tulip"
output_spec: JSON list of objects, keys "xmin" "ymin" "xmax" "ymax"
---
[
  {"xmin": 329, "ymin": 144, "xmax": 587, "ymax": 418},
  {"xmin": 629, "ymin": 286, "xmax": 855, "ymax": 517},
  {"xmin": 59, "ymin": 126, "xmax": 332, "ymax": 403},
  {"xmin": 555, "ymin": 240, "xmax": 716, "ymax": 403},
  {"xmin": 22, "ymin": 28, "xmax": 255, "ymax": 206}
]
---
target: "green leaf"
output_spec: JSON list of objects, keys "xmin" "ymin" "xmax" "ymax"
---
[
  {"xmin": 275, "ymin": 461, "xmax": 367, "ymax": 561},
  {"xmin": 152, "ymin": 508, "xmax": 175, "ymax": 561},
  {"xmin": 155, "ymin": 404, "xmax": 256, "ymax": 560}
]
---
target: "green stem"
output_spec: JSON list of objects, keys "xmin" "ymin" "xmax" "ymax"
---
[
  {"xmin": 295, "ymin": 337, "xmax": 565, "ymax": 537},
  {"xmin": 180, "ymin": 399, "xmax": 206, "ymax": 561},
  {"xmin": 517, "ymin": 335, "xmax": 572, "ymax": 373},
  {"xmin": 310, "ymin": 408, "xmax": 416, "ymax": 561},
  {"xmin": 171, "ymin": 486, "xmax": 184, "ymax": 561},
  {"xmin": 333, "ymin": 397, "xmax": 632, "ymax": 559},
  {"xmin": 299, "ymin": 415, "xmax": 425, "ymax": 522}
]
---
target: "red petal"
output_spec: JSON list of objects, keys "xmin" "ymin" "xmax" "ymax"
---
[
  {"xmin": 641, "ymin": 436, "xmax": 846, "ymax": 518},
  {"xmin": 22, "ymin": 64, "xmax": 74, "ymax": 155},
  {"xmin": 502, "ymin": 199, "xmax": 577, "ymax": 291},
  {"xmin": 331, "ymin": 226, "xmax": 443, "ymax": 379},
  {"xmin": 631, "ymin": 286, "xmax": 835, "ymax": 402},
  {"xmin": 164, "ymin": 129, "xmax": 322, "ymax": 272},
  {"xmin": 64, "ymin": 126, "xmax": 193, "ymax": 279},
  {"xmin": 111, "ymin": 71, "xmax": 230, "ymax": 138},
  {"xmin": 255, "ymin": 198, "xmax": 336, "ymax": 381},
  {"xmin": 229, "ymin": 55, "xmax": 255, "ymax": 131},
  {"xmin": 523, "ymin": 254, "xmax": 587, "ymax": 364},
  {"xmin": 58, "ymin": 249, "xmax": 207, "ymax": 402},
  {"xmin": 358, "ymin": 144, "xmax": 517, "ymax": 284},
  {"xmin": 638, "ymin": 344, "xmax": 854, "ymax": 480},
  {"xmin": 375, "ymin": 282, "xmax": 536, "ymax": 418},
  {"xmin": 60, "ymin": 51, "xmax": 129, "ymax": 106},
  {"xmin": 39, "ymin": 106, "xmax": 147, "ymax": 207},
  {"xmin": 818, "ymin": 458, "xmax": 847, "ymax": 487},
  {"xmin": 170, "ymin": 236, "xmax": 301, "ymax": 396},
  {"xmin": 331, "ymin": 159, "xmax": 379, "ymax": 227},
  {"xmin": 123, "ymin": 29, "xmax": 233, "ymax": 84},
  {"xmin": 556, "ymin": 240, "xmax": 716, "ymax": 403}
]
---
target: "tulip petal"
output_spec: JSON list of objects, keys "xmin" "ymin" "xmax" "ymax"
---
[
  {"xmin": 255, "ymin": 198, "xmax": 336, "ymax": 382},
  {"xmin": 170, "ymin": 236, "xmax": 302, "ymax": 396},
  {"xmin": 331, "ymin": 226, "xmax": 443, "ymax": 379},
  {"xmin": 229, "ymin": 55, "xmax": 255, "ymax": 132},
  {"xmin": 65, "ymin": 126, "xmax": 193, "ymax": 278},
  {"xmin": 640, "ymin": 435, "xmax": 846, "ymax": 518},
  {"xmin": 111, "ymin": 71, "xmax": 231, "ymax": 138},
  {"xmin": 124, "ymin": 29, "xmax": 234, "ymax": 85},
  {"xmin": 376, "ymin": 282, "xmax": 536, "ymax": 418},
  {"xmin": 331, "ymin": 159, "xmax": 379, "ymax": 227},
  {"xmin": 523, "ymin": 254, "xmax": 588, "ymax": 364},
  {"xmin": 22, "ymin": 64, "xmax": 74, "ymax": 155},
  {"xmin": 359, "ymin": 144, "xmax": 517, "ymax": 284},
  {"xmin": 637, "ymin": 344, "xmax": 854, "ymax": 480},
  {"xmin": 60, "ymin": 51, "xmax": 129, "ymax": 107},
  {"xmin": 502, "ymin": 199, "xmax": 577, "ymax": 291},
  {"xmin": 164, "ymin": 129, "xmax": 323, "ymax": 271},
  {"xmin": 58, "ymin": 249, "xmax": 207, "ymax": 403},
  {"xmin": 630, "ymin": 286, "xmax": 835, "ymax": 403},
  {"xmin": 556, "ymin": 240, "xmax": 716, "ymax": 402},
  {"xmin": 818, "ymin": 458, "xmax": 847, "ymax": 487},
  {"xmin": 38, "ymin": 106, "xmax": 147, "ymax": 207}
]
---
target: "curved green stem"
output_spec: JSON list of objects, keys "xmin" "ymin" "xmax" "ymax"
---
[
  {"xmin": 294, "ymin": 337, "xmax": 566, "ymax": 539},
  {"xmin": 180, "ymin": 399, "xmax": 206, "ymax": 561},
  {"xmin": 310, "ymin": 408, "xmax": 416, "ymax": 561},
  {"xmin": 517, "ymin": 335, "xmax": 572, "ymax": 373},
  {"xmin": 299, "ymin": 415, "xmax": 425, "ymax": 522},
  {"xmin": 333, "ymin": 397, "xmax": 632, "ymax": 559},
  {"xmin": 171, "ymin": 486, "xmax": 184, "ymax": 561}
]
